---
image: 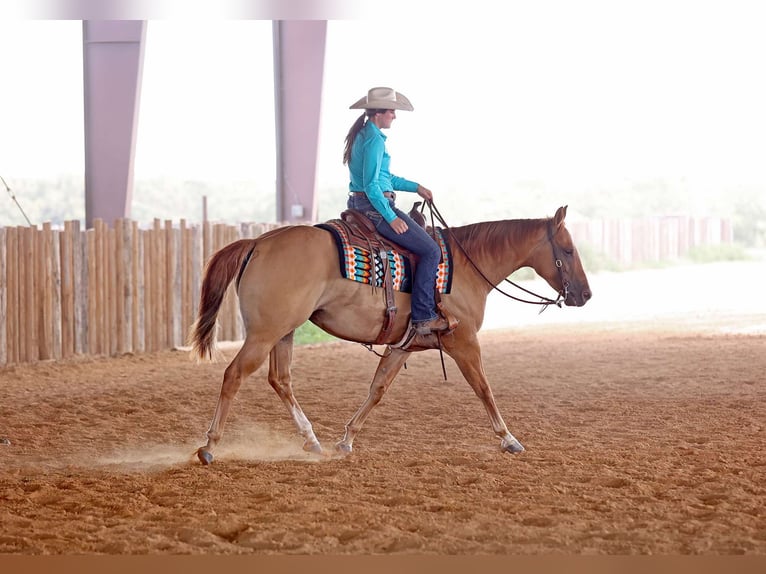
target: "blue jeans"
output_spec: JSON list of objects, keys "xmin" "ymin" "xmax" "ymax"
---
[{"xmin": 347, "ymin": 193, "xmax": 442, "ymax": 323}]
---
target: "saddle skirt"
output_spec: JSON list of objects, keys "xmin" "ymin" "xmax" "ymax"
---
[{"xmin": 316, "ymin": 219, "xmax": 453, "ymax": 294}]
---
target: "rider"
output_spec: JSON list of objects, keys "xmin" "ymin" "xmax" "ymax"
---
[{"xmin": 343, "ymin": 86, "xmax": 450, "ymax": 336}]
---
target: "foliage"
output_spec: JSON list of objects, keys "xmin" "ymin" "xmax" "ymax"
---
[
  {"xmin": 0, "ymin": 175, "xmax": 281, "ymax": 227},
  {"xmin": 132, "ymin": 178, "xmax": 278, "ymax": 225},
  {"xmin": 576, "ymin": 241, "xmax": 623, "ymax": 273},
  {"xmin": 684, "ymin": 243, "xmax": 750, "ymax": 264},
  {"xmin": 294, "ymin": 321, "xmax": 337, "ymax": 346},
  {"xmin": 1, "ymin": 174, "xmax": 85, "ymax": 226},
  {"xmin": 4, "ymin": 174, "xmax": 763, "ymax": 268},
  {"xmin": 5, "ymin": 174, "xmax": 765, "ymax": 243},
  {"xmin": 730, "ymin": 192, "xmax": 766, "ymax": 248}
]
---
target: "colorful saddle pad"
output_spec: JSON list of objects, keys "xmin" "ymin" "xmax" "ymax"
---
[{"xmin": 316, "ymin": 220, "xmax": 453, "ymax": 294}]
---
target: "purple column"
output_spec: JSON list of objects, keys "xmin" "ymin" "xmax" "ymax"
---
[
  {"xmin": 273, "ymin": 20, "xmax": 327, "ymax": 223},
  {"xmin": 83, "ymin": 20, "xmax": 146, "ymax": 228}
]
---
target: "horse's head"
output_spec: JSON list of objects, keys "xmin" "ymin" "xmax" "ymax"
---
[{"xmin": 531, "ymin": 206, "xmax": 592, "ymax": 307}]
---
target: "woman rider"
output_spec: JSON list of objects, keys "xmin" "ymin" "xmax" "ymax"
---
[{"xmin": 343, "ymin": 87, "xmax": 450, "ymax": 336}]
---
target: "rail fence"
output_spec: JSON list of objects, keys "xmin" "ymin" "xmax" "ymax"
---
[
  {"xmin": 1, "ymin": 215, "xmax": 732, "ymax": 366},
  {"xmin": 0, "ymin": 218, "xmax": 279, "ymax": 367}
]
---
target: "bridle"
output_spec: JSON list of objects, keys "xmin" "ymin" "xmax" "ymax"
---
[
  {"xmin": 545, "ymin": 218, "xmax": 571, "ymax": 310},
  {"xmin": 423, "ymin": 201, "xmax": 569, "ymax": 313}
]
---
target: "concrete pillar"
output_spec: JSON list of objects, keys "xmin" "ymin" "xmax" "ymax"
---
[
  {"xmin": 83, "ymin": 20, "xmax": 146, "ymax": 228},
  {"xmin": 272, "ymin": 20, "xmax": 327, "ymax": 223}
]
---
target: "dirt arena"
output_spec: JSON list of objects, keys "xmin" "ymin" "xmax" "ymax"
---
[{"xmin": 1, "ymin": 263, "xmax": 765, "ymax": 555}]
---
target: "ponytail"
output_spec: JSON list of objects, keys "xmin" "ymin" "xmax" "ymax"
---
[
  {"xmin": 343, "ymin": 109, "xmax": 386, "ymax": 165},
  {"xmin": 343, "ymin": 112, "xmax": 367, "ymax": 165}
]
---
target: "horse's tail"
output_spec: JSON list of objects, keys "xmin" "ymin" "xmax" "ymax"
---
[{"xmin": 189, "ymin": 239, "xmax": 255, "ymax": 361}]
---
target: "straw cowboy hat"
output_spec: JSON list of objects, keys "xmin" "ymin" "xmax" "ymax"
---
[{"xmin": 349, "ymin": 86, "xmax": 414, "ymax": 111}]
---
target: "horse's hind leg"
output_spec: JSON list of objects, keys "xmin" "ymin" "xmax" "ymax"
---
[
  {"xmin": 335, "ymin": 348, "xmax": 410, "ymax": 455},
  {"xmin": 197, "ymin": 338, "xmax": 271, "ymax": 465},
  {"xmin": 268, "ymin": 332, "xmax": 322, "ymax": 454}
]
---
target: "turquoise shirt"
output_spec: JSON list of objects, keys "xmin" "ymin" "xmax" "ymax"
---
[{"xmin": 348, "ymin": 121, "xmax": 419, "ymax": 223}]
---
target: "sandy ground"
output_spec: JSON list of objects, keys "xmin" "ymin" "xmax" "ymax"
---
[{"xmin": 1, "ymin": 261, "xmax": 765, "ymax": 555}]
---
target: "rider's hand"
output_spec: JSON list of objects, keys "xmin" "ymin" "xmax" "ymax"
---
[
  {"xmin": 390, "ymin": 217, "xmax": 409, "ymax": 234},
  {"xmin": 416, "ymin": 185, "xmax": 433, "ymax": 202}
]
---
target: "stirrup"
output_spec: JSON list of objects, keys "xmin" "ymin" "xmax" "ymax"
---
[{"xmin": 390, "ymin": 322, "xmax": 418, "ymax": 351}]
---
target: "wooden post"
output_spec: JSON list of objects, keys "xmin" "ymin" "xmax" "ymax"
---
[
  {"xmin": 24, "ymin": 226, "xmax": 38, "ymax": 361},
  {"xmin": 114, "ymin": 219, "xmax": 133, "ymax": 354},
  {"xmin": 50, "ymin": 232, "xmax": 62, "ymax": 360},
  {"xmin": 114, "ymin": 219, "xmax": 125, "ymax": 354},
  {"xmin": 124, "ymin": 219, "xmax": 134, "ymax": 353},
  {"xmin": 92, "ymin": 219, "xmax": 109, "ymax": 355},
  {"xmin": 153, "ymin": 218, "xmax": 165, "ymax": 350},
  {"xmin": 180, "ymin": 219, "xmax": 191, "ymax": 344},
  {"xmin": 144, "ymin": 225, "xmax": 154, "ymax": 352},
  {"xmin": 173, "ymin": 225, "xmax": 183, "ymax": 347},
  {"xmin": 132, "ymin": 220, "xmax": 143, "ymax": 353},
  {"xmin": 70, "ymin": 220, "xmax": 83, "ymax": 355},
  {"xmin": 190, "ymin": 223, "xmax": 202, "ymax": 333},
  {"xmin": 17, "ymin": 227, "xmax": 27, "ymax": 361},
  {"xmin": 203, "ymin": 219, "xmax": 212, "ymax": 267},
  {"xmin": 7, "ymin": 227, "xmax": 18, "ymax": 364},
  {"xmin": 38, "ymin": 223, "xmax": 54, "ymax": 360},
  {"xmin": 108, "ymin": 226, "xmax": 117, "ymax": 356},
  {"xmin": 165, "ymin": 220, "xmax": 178, "ymax": 348},
  {"xmin": 61, "ymin": 222, "xmax": 75, "ymax": 358},
  {"xmin": 77, "ymin": 224, "xmax": 89, "ymax": 355},
  {"xmin": 86, "ymin": 229, "xmax": 97, "ymax": 356},
  {"xmin": 0, "ymin": 227, "xmax": 6, "ymax": 366}
]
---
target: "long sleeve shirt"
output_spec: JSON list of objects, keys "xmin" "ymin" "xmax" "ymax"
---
[{"xmin": 348, "ymin": 121, "xmax": 419, "ymax": 223}]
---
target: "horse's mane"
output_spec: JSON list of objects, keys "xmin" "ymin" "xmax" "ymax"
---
[{"xmin": 446, "ymin": 217, "xmax": 547, "ymax": 262}]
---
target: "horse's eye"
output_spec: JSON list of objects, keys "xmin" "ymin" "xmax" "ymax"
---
[{"xmin": 564, "ymin": 249, "xmax": 574, "ymax": 256}]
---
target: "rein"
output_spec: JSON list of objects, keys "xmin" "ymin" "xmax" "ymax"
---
[{"xmin": 421, "ymin": 200, "xmax": 568, "ymax": 313}]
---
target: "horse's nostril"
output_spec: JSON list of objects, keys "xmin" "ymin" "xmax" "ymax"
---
[{"xmin": 583, "ymin": 290, "xmax": 592, "ymax": 301}]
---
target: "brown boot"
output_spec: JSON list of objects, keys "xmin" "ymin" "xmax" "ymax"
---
[{"xmin": 413, "ymin": 316, "xmax": 451, "ymax": 336}]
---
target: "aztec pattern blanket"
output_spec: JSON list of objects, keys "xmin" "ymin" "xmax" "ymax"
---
[{"xmin": 316, "ymin": 220, "xmax": 453, "ymax": 294}]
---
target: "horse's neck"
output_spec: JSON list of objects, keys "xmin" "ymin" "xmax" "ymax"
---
[{"xmin": 450, "ymin": 218, "xmax": 545, "ymax": 284}]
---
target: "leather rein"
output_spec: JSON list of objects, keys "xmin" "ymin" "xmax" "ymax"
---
[{"xmin": 421, "ymin": 201, "xmax": 569, "ymax": 313}]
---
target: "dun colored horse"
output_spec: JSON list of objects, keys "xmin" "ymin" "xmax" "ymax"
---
[{"xmin": 190, "ymin": 205, "xmax": 591, "ymax": 464}]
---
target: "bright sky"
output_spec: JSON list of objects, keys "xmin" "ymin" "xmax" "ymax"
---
[{"xmin": 1, "ymin": 1, "xmax": 766, "ymax": 202}]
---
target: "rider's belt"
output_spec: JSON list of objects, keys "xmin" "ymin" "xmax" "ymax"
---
[{"xmin": 350, "ymin": 191, "xmax": 396, "ymax": 199}]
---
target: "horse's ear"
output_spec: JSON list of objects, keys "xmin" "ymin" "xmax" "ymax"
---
[{"xmin": 554, "ymin": 205, "xmax": 568, "ymax": 228}]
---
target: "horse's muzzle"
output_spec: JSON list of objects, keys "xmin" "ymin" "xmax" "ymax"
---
[{"xmin": 566, "ymin": 287, "xmax": 592, "ymax": 307}]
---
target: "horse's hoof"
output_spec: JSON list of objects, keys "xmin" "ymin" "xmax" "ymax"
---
[
  {"xmin": 197, "ymin": 448, "xmax": 214, "ymax": 465},
  {"xmin": 335, "ymin": 443, "xmax": 352, "ymax": 456},
  {"xmin": 303, "ymin": 440, "xmax": 323, "ymax": 455},
  {"xmin": 501, "ymin": 439, "xmax": 525, "ymax": 454}
]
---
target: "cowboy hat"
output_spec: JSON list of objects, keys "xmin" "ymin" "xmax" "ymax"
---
[{"xmin": 349, "ymin": 86, "xmax": 414, "ymax": 111}]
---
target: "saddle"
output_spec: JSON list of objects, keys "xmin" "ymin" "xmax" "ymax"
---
[
  {"xmin": 336, "ymin": 203, "xmax": 457, "ymax": 348},
  {"xmin": 339, "ymin": 206, "xmax": 422, "ymax": 260}
]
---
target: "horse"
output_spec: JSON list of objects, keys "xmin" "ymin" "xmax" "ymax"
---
[{"xmin": 190, "ymin": 205, "xmax": 591, "ymax": 464}]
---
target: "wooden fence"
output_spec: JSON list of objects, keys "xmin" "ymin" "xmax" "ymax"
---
[
  {"xmin": 568, "ymin": 215, "xmax": 733, "ymax": 266},
  {"xmin": 0, "ymin": 218, "xmax": 279, "ymax": 367},
  {"xmin": 0, "ymin": 215, "xmax": 733, "ymax": 366}
]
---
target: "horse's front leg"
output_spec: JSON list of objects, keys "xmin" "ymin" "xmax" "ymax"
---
[
  {"xmin": 268, "ymin": 332, "xmax": 322, "ymax": 454},
  {"xmin": 446, "ymin": 336, "xmax": 525, "ymax": 454},
  {"xmin": 335, "ymin": 348, "xmax": 411, "ymax": 455}
]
